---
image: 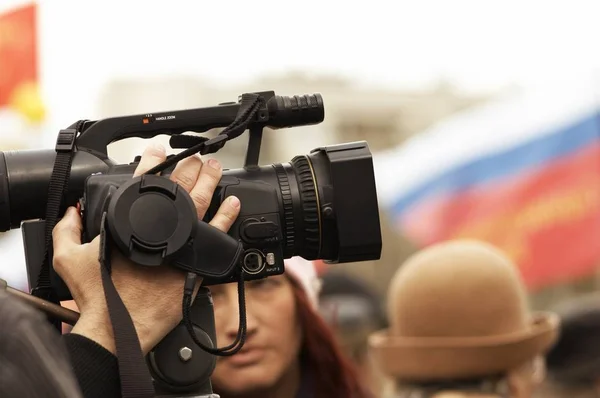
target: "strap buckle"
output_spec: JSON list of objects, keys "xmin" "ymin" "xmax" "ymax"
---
[
  {"xmin": 55, "ymin": 128, "xmax": 78, "ymax": 153},
  {"xmin": 201, "ymin": 134, "xmax": 228, "ymax": 155}
]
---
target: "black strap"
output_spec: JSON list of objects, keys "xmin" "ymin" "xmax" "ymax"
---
[
  {"xmin": 169, "ymin": 135, "xmax": 209, "ymax": 149},
  {"xmin": 145, "ymin": 93, "xmax": 264, "ymax": 176},
  {"xmin": 32, "ymin": 122, "xmax": 84, "ymax": 330},
  {"xmin": 99, "ymin": 213, "xmax": 156, "ymax": 398},
  {"xmin": 182, "ymin": 273, "xmax": 247, "ymax": 356}
]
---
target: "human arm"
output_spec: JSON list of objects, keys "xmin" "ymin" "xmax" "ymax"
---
[{"xmin": 52, "ymin": 143, "xmax": 240, "ymax": 395}]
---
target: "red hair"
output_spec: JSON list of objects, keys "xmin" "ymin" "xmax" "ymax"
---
[{"xmin": 289, "ymin": 276, "xmax": 373, "ymax": 398}]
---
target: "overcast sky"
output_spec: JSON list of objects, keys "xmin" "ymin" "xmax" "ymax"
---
[{"xmin": 2, "ymin": 0, "xmax": 600, "ymax": 124}]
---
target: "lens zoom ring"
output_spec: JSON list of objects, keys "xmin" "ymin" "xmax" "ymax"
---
[
  {"xmin": 274, "ymin": 164, "xmax": 295, "ymax": 252},
  {"xmin": 291, "ymin": 156, "xmax": 320, "ymax": 259}
]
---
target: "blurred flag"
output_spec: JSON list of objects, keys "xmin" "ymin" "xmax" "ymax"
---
[
  {"xmin": 375, "ymin": 80, "xmax": 600, "ymax": 291},
  {"xmin": 0, "ymin": 3, "xmax": 45, "ymax": 123}
]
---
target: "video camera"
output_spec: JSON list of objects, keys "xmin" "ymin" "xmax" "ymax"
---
[{"xmin": 0, "ymin": 91, "xmax": 382, "ymax": 397}]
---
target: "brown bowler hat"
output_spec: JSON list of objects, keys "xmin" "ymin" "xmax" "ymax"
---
[{"xmin": 368, "ymin": 240, "xmax": 559, "ymax": 381}]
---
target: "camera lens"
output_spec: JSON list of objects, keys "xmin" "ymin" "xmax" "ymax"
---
[
  {"xmin": 243, "ymin": 251, "xmax": 265, "ymax": 274},
  {"xmin": 288, "ymin": 156, "xmax": 321, "ymax": 259},
  {"xmin": 219, "ymin": 142, "xmax": 380, "ymax": 265},
  {"xmin": 273, "ymin": 142, "xmax": 380, "ymax": 263}
]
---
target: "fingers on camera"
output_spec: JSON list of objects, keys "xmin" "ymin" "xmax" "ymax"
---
[
  {"xmin": 191, "ymin": 158, "xmax": 222, "ymax": 219},
  {"xmin": 52, "ymin": 208, "xmax": 83, "ymax": 274},
  {"xmin": 133, "ymin": 145, "xmax": 225, "ymax": 221},
  {"xmin": 52, "ymin": 207, "xmax": 82, "ymax": 248},
  {"xmin": 170, "ymin": 155, "xmax": 202, "ymax": 192},
  {"xmin": 209, "ymin": 196, "xmax": 241, "ymax": 232},
  {"xmin": 133, "ymin": 143, "xmax": 167, "ymax": 177}
]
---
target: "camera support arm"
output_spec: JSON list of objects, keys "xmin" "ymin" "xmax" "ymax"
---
[{"xmin": 1, "ymin": 278, "xmax": 80, "ymax": 325}]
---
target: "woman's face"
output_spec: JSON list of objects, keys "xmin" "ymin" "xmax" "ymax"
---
[{"xmin": 210, "ymin": 275, "xmax": 303, "ymax": 394}]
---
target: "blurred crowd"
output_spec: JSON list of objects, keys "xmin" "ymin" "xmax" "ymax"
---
[{"xmin": 322, "ymin": 240, "xmax": 600, "ymax": 398}]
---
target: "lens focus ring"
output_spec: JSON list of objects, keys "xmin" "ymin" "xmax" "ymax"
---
[
  {"xmin": 291, "ymin": 156, "xmax": 320, "ymax": 259},
  {"xmin": 274, "ymin": 163, "xmax": 295, "ymax": 255}
]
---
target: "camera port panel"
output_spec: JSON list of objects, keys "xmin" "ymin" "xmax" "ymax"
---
[{"xmin": 243, "ymin": 250, "xmax": 266, "ymax": 275}]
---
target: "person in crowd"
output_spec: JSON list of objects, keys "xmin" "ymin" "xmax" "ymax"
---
[
  {"xmin": 0, "ymin": 285, "xmax": 83, "ymax": 398},
  {"xmin": 369, "ymin": 239, "xmax": 560, "ymax": 398},
  {"xmin": 535, "ymin": 292, "xmax": 600, "ymax": 398},
  {"xmin": 209, "ymin": 256, "xmax": 372, "ymax": 398},
  {"xmin": 52, "ymin": 142, "xmax": 243, "ymax": 398},
  {"xmin": 318, "ymin": 270, "xmax": 388, "ymax": 395}
]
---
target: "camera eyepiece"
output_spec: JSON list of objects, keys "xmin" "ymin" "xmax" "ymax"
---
[{"xmin": 267, "ymin": 94, "xmax": 325, "ymax": 129}]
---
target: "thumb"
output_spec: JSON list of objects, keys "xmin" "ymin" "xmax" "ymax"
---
[{"xmin": 52, "ymin": 207, "xmax": 83, "ymax": 249}]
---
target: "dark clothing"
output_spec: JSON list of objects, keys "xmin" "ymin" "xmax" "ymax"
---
[
  {"xmin": 64, "ymin": 334, "xmax": 316, "ymax": 398},
  {"xmin": 0, "ymin": 291, "xmax": 83, "ymax": 398},
  {"xmin": 63, "ymin": 334, "xmax": 121, "ymax": 398},
  {"xmin": 547, "ymin": 292, "xmax": 600, "ymax": 384},
  {"xmin": 296, "ymin": 369, "xmax": 314, "ymax": 398}
]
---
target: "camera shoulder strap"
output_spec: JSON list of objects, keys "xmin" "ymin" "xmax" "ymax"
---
[
  {"xmin": 99, "ymin": 213, "xmax": 156, "ymax": 397},
  {"xmin": 31, "ymin": 121, "xmax": 86, "ymax": 331}
]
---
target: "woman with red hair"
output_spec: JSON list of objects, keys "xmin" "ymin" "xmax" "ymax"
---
[{"xmin": 209, "ymin": 256, "xmax": 371, "ymax": 398}]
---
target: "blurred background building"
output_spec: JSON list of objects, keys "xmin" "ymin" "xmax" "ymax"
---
[{"xmin": 99, "ymin": 75, "xmax": 489, "ymax": 165}]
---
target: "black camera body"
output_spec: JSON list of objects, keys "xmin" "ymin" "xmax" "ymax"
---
[
  {"xmin": 10, "ymin": 92, "xmax": 380, "ymax": 302},
  {"xmin": 81, "ymin": 166, "xmax": 286, "ymax": 286},
  {"xmin": 80, "ymin": 139, "xmax": 380, "ymax": 287},
  {"xmin": 4, "ymin": 91, "xmax": 382, "ymax": 396},
  {"xmin": 8, "ymin": 92, "xmax": 381, "ymax": 307}
]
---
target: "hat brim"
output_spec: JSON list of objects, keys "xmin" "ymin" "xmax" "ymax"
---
[{"xmin": 368, "ymin": 312, "xmax": 560, "ymax": 381}]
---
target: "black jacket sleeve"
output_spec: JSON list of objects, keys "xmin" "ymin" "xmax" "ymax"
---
[{"xmin": 62, "ymin": 334, "xmax": 121, "ymax": 398}]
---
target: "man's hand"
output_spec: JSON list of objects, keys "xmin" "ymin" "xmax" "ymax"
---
[{"xmin": 52, "ymin": 143, "xmax": 241, "ymax": 354}]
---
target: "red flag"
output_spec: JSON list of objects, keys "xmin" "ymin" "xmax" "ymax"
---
[{"xmin": 0, "ymin": 3, "xmax": 38, "ymax": 107}]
